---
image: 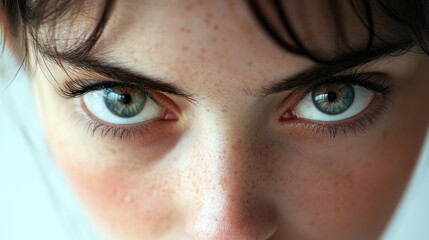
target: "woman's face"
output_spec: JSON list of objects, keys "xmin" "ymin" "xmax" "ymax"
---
[{"xmin": 28, "ymin": 0, "xmax": 429, "ymax": 239}]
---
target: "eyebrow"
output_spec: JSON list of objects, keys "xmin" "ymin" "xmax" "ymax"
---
[
  {"xmin": 259, "ymin": 42, "xmax": 414, "ymax": 96},
  {"xmin": 56, "ymin": 56, "xmax": 196, "ymax": 101},
  {"xmin": 48, "ymin": 41, "xmax": 413, "ymax": 101}
]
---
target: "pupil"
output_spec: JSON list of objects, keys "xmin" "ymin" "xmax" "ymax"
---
[
  {"xmin": 119, "ymin": 94, "xmax": 132, "ymax": 105},
  {"xmin": 327, "ymin": 91, "xmax": 337, "ymax": 102}
]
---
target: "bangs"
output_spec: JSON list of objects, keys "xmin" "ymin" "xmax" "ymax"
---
[
  {"xmin": 247, "ymin": 0, "xmax": 425, "ymax": 63},
  {"xmin": 2, "ymin": 0, "xmax": 428, "ymax": 65}
]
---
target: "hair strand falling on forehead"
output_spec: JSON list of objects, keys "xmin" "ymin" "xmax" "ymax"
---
[{"xmin": 1, "ymin": 0, "xmax": 429, "ymax": 65}]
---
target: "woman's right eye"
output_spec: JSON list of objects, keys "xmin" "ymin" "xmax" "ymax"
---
[{"xmin": 82, "ymin": 86, "xmax": 170, "ymax": 125}]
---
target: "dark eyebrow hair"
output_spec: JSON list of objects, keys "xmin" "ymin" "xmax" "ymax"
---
[
  {"xmin": 45, "ymin": 41, "xmax": 413, "ymax": 102},
  {"xmin": 260, "ymin": 42, "xmax": 415, "ymax": 96},
  {"xmin": 52, "ymin": 56, "xmax": 195, "ymax": 101}
]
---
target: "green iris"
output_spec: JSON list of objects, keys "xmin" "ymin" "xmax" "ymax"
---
[
  {"xmin": 312, "ymin": 82, "xmax": 355, "ymax": 115},
  {"xmin": 103, "ymin": 86, "xmax": 147, "ymax": 118}
]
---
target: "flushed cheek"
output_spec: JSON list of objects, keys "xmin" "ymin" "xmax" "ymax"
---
[
  {"xmin": 290, "ymin": 163, "xmax": 405, "ymax": 236},
  {"xmin": 51, "ymin": 145, "xmax": 179, "ymax": 239},
  {"xmin": 272, "ymin": 136, "xmax": 421, "ymax": 239}
]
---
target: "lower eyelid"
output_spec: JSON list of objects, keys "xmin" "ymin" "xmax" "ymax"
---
[
  {"xmin": 278, "ymin": 93, "xmax": 388, "ymax": 139},
  {"xmin": 72, "ymin": 98, "xmax": 179, "ymax": 142}
]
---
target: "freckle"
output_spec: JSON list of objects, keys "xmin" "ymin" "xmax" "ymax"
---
[
  {"xmin": 382, "ymin": 130, "xmax": 389, "ymax": 139},
  {"xmin": 182, "ymin": 46, "xmax": 188, "ymax": 52},
  {"xmin": 220, "ymin": 177, "xmax": 227, "ymax": 190},
  {"xmin": 200, "ymin": 48, "xmax": 206, "ymax": 53},
  {"xmin": 231, "ymin": 140, "xmax": 241, "ymax": 151},
  {"xmin": 184, "ymin": 3, "xmax": 193, "ymax": 11},
  {"xmin": 228, "ymin": 0, "xmax": 235, "ymax": 7},
  {"xmin": 108, "ymin": 147, "xmax": 117, "ymax": 155},
  {"xmin": 198, "ymin": 55, "xmax": 206, "ymax": 61},
  {"xmin": 221, "ymin": 108, "xmax": 227, "ymax": 113},
  {"xmin": 205, "ymin": 12, "xmax": 213, "ymax": 25},
  {"xmin": 213, "ymin": 24, "xmax": 219, "ymax": 31},
  {"xmin": 211, "ymin": 37, "xmax": 217, "ymax": 42},
  {"xmin": 179, "ymin": 27, "xmax": 191, "ymax": 33}
]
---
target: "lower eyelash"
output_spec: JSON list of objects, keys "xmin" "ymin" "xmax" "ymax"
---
[
  {"xmin": 310, "ymin": 106, "xmax": 385, "ymax": 139},
  {"xmin": 85, "ymin": 119, "xmax": 152, "ymax": 140},
  {"xmin": 71, "ymin": 101, "xmax": 153, "ymax": 141}
]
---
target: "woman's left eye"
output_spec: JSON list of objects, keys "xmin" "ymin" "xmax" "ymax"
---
[
  {"xmin": 292, "ymin": 82, "xmax": 374, "ymax": 122},
  {"xmin": 82, "ymin": 86, "xmax": 167, "ymax": 125}
]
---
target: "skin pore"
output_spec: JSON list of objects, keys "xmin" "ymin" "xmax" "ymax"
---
[{"xmin": 21, "ymin": 0, "xmax": 429, "ymax": 239}]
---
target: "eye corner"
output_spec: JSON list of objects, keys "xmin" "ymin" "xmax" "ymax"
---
[{"xmin": 279, "ymin": 109, "xmax": 299, "ymax": 122}]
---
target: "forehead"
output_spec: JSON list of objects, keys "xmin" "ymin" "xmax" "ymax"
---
[
  {"xmin": 36, "ymin": 0, "xmax": 409, "ymax": 96},
  {"xmin": 98, "ymin": 0, "xmax": 311, "ymax": 90}
]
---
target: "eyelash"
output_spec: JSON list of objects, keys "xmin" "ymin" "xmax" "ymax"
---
[
  {"xmin": 63, "ymin": 80, "xmax": 166, "ymax": 140},
  {"xmin": 289, "ymin": 102, "xmax": 387, "ymax": 139},
  {"xmin": 284, "ymin": 72, "xmax": 392, "ymax": 139},
  {"xmin": 75, "ymin": 112, "xmax": 155, "ymax": 140},
  {"xmin": 60, "ymin": 72, "xmax": 392, "ymax": 140},
  {"xmin": 299, "ymin": 72, "xmax": 392, "ymax": 100}
]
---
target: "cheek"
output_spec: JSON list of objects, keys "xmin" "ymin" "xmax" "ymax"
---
[
  {"xmin": 268, "ymin": 143, "xmax": 419, "ymax": 239},
  {"xmin": 50, "ymin": 142, "xmax": 179, "ymax": 239}
]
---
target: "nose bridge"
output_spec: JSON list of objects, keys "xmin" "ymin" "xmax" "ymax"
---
[
  {"xmin": 184, "ymin": 110, "xmax": 277, "ymax": 239},
  {"xmin": 190, "ymin": 109, "xmax": 257, "ymax": 195}
]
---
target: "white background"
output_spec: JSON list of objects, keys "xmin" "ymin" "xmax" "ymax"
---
[{"xmin": 0, "ymin": 53, "xmax": 428, "ymax": 240}]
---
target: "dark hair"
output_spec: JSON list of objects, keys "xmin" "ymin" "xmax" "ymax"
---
[{"xmin": 1, "ymin": 0, "xmax": 429, "ymax": 67}]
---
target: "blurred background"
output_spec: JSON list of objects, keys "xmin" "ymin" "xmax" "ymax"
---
[{"xmin": 0, "ymin": 51, "xmax": 428, "ymax": 240}]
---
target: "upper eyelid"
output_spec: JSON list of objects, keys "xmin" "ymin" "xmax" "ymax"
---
[
  {"xmin": 65, "ymin": 79, "xmax": 172, "ymax": 105},
  {"xmin": 64, "ymin": 79, "xmax": 185, "ymax": 115},
  {"xmin": 60, "ymin": 79, "xmax": 149, "ymax": 98},
  {"xmin": 295, "ymin": 72, "xmax": 391, "ymax": 101}
]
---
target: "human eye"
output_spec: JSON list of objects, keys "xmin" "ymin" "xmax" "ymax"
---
[
  {"xmin": 282, "ymin": 73, "xmax": 392, "ymax": 138},
  {"xmin": 60, "ymin": 80, "xmax": 178, "ymax": 140}
]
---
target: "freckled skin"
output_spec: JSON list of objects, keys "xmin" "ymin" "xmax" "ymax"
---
[{"xmin": 26, "ymin": 0, "xmax": 429, "ymax": 239}]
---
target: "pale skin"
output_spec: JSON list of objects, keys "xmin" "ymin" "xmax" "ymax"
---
[{"xmin": 12, "ymin": 0, "xmax": 429, "ymax": 239}]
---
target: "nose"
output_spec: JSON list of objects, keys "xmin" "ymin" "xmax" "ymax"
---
[
  {"xmin": 186, "ymin": 193, "xmax": 277, "ymax": 240},
  {"xmin": 184, "ymin": 123, "xmax": 278, "ymax": 240}
]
